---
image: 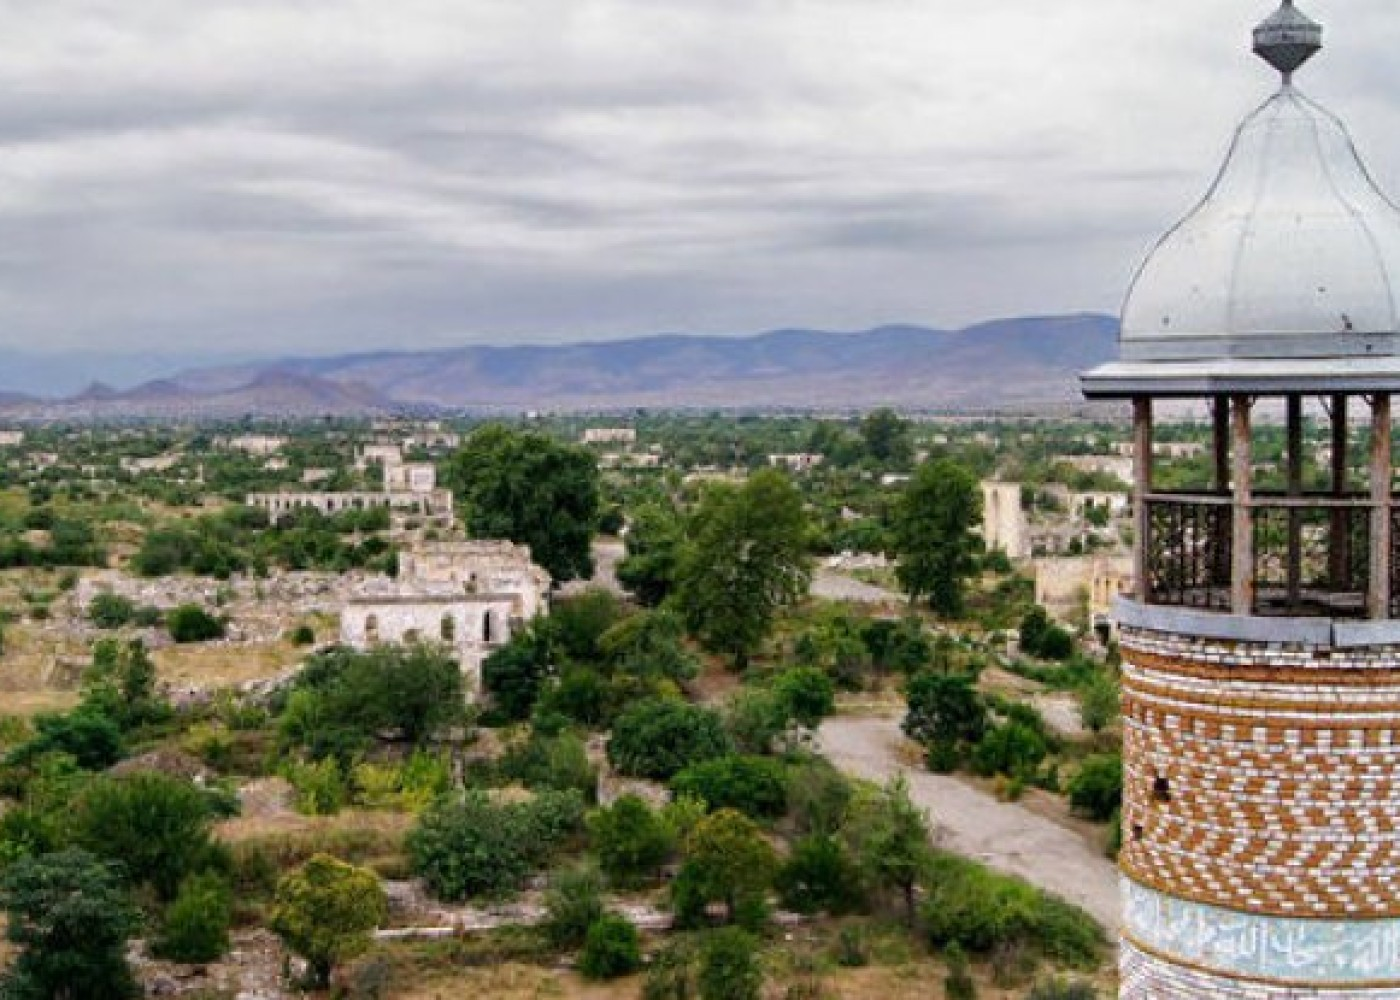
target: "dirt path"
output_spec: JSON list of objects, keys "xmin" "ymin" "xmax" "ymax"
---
[
  {"xmin": 811, "ymin": 569, "xmax": 903, "ymax": 604},
  {"xmin": 818, "ymin": 716, "xmax": 1121, "ymax": 932}
]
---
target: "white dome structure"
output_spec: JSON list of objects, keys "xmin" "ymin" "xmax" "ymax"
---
[
  {"xmin": 1122, "ymin": 88, "xmax": 1400, "ymax": 361},
  {"xmin": 1084, "ymin": 0, "xmax": 1400, "ymax": 396}
]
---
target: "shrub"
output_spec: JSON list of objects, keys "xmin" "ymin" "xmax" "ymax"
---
[
  {"xmin": 270, "ymin": 854, "xmax": 387, "ymax": 989},
  {"xmin": 644, "ymin": 941, "xmax": 697, "ymax": 1000},
  {"xmin": 500, "ymin": 732, "xmax": 598, "ymax": 800},
  {"xmin": 0, "ymin": 849, "xmax": 141, "ymax": 1000},
  {"xmin": 944, "ymin": 942, "xmax": 977, "ymax": 1000},
  {"xmin": 579, "ymin": 913, "xmax": 642, "ymax": 979},
  {"xmin": 7, "ymin": 707, "xmax": 123, "ymax": 770},
  {"xmin": 543, "ymin": 865, "xmax": 605, "ymax": 950},
  {"xmin": 408, "ymin": 790, "xmax": 585, "ymax": 902},
  {"xmin": 778, "ymin": 834, "xmax": 863, "ymax": 915},
  {"xmin": 284, "ymin": 757, "xmax": 349, "ymax": 816},
  {"xmin": 902, "ymin": 672, "xmax": 986, "ymax": 769},
  {"xmin": 289, "ymin": 624, "xmax": 316, "ymax": 646},
  {"xmin": 971, "ymin": 723, "xmax": 1048, "ymax": 781},
  {"xmin": 72, "ymin": 772, "xmax": 220, "ymax": 902},
  {"xmin": 920, "ymin": 854, "xmax": 1103, "ymax": 969},
  {"xmin": 787, "ymin": 758, "xmax": 852, "ymax": 836},
  {"xmin": 723, "ymin": 688, "xmax": 789, "ymax": 756},
  {"xmin": 699, "ymin": 927, "xmax": 763, "ymax": 1000},
  {"xmin": 587, "ymin": 794, "xmax": 673, "ymax": 889},
  {"xmin": 89, "ymin": 592, "xmax": 137, "ymax": 629},
  {"xmin": 671, "ymin": 755, "xmax": 788, "ymax": 820},
  {"xmin": 771, "ymin": 667, "xmax": 836, "ymax": 728},
  {"xmin": 608, "ymin": 699, "xmax": 731, "ymax": 781},
  {"xmin": 674, "ymin": 809, "xmax": 777, "ymax": 929},
  {"xmin": 167, "ymin": 604, "xmax": 226, "ymax": 643},
  {"xmin": 1068, "ymin": 754, "xmax": 1122, "ymax": 823},
  {"xmin": 1078, "ymin": 673, "xmax": 1119, "ymax": 734},
  {"xmin": 153, "ymin": 872, "xmax": 233, "ymax": 963}
]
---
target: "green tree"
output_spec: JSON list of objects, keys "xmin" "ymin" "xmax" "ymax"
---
[
  {"xmin": 579, "ymin": 914, "xmax": 642, "ymax": 979},
  {"xmin": 860, "ymin": 408, "xmax": 913, "ymax": 466},
  {"xmin": 698, "ymin": 927, "xmax": 764, "ymax": 1000},
  {"xmin": 677, "ymin": 470, "xmax": 811, "ymax": 669},
  {"xmin": 771, "ymin": 667, "xmax": 836, "ymax": 728},
  {"xmin": 902, "ymin": 672, "xmax": 987, "ymax": 771},
  {"xmin": 892, "ymin": 459, "xmax": 982, "ymax": 615},
  {"xmin": 616, "ymin": 502, "xmax": 685, "ymax": 607},
  {"xmin": 777, "ymin": 834, "xmax": 864, "ymax": 915},
  {"xmin": 153, "ymin": 872, "xmax": 233, "ymax": 964},
  {"xmin": 1068, "ymin": 754, "xmax": 1123, "ymax": 823},
  {"xmin": 543, "ymin": 865, "xmax": 605, "ymax": 949},
  {"xmin": 445, "ymin": 424, "xmax": 601, "ymax": 582},
  {"xmin": 971, "ymin": 723, "xmax": 1049, "ymax": 780},
  {"xmin": 587, "ymin": 795, "xmax": 674, "ymax": 888},
  {"xmin": 671, "ymin": 755, "xmax": 789, "ymax": 820},
  {"xmin": 0, "ymin": 849, "xmax": 141, "ymax": 1000},
  {"xmin": 72, "ymin": 772, "xmax": 219, "ymax": 902},
  {"xmin": 674, "ymin": 809, "xmax": 777, "ymax": 927},
  {"xmin": 6, "ymin": 707, "xmax": 123, "ymax": 771},
  {"xmin": 482, "ymin": 620, "xmax": 556, "ymax": 723},
  {"xmin": 270, "ymin": 854, "xmax": 387, "ymax": 989},
  {"xmin": 1078, "ymin": 672, "xmax": 1120, "ymax": 734},
  {"xmin": 844, "ymin": 777, "xmax": 933, "ymax": 924},
  {"xmin": 608, "ymin": 699, "xmax": 731, "ymax": 781}
]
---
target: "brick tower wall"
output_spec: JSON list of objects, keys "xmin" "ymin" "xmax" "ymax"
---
[{"xmin": 1118, "ymin": 623, "xmax": 1400, "ymax": 996}]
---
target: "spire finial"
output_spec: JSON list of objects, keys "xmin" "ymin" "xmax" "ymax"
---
[{"xmin": 1254, "ymin": 0, "xmax": 1323, "ymax": 85}]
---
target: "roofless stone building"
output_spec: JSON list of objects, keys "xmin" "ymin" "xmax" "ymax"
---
[{"xmin": 1082, "ymin": 3, "xmax": 1400, "ymax": 995}]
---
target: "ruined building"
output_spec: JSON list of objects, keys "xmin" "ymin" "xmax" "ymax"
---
[
  {"xmin": 1083, "ymin": 3, "xmax": 1400, "ymax": 995},
  {"xmin": 340, "ymin": 541, "xmax": 551, "ymax": 700}
]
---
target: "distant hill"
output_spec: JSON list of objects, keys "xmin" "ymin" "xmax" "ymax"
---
[{"xmin": 0, "ymin": 314, "xmax": 1119, "ymax": 418}]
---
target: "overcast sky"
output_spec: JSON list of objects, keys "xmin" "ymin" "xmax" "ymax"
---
[{"xmin": 0, "ymin": 0, "xmax": 1396, "ymax": 360}]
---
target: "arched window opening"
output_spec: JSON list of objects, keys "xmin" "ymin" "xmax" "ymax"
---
[{"xmin": 441, "ymin": 614, "xmax": 456, "ymax": 644}]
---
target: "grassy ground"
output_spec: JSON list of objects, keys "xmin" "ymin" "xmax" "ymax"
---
[{"xmin": 152, "ymin": 640, "xmax": 306, "ymax": 688}]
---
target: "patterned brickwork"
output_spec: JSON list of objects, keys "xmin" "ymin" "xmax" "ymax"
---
[
  {"xmin": 1122, "ymin": 939, "xmax": 1400, "ymax": 998},
  {"xmin": 1119, "ymin": 626, "xmax": 1400, "ymax": 919}
]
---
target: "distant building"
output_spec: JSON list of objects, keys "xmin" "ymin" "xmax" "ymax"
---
[
  {"xmin": 224, "ymin": 435, "xmax": 285, "ymax": 456},
  {"xmin": 980, "ymin": 482, "xmax": 1030, "ymax": 560},
  {"xmin": 768, "ymin": 453, "xmax": 824, "ymax": 473},
  {"xmin": 0, "ymin": 431, "xmax": 24, "ymax": 447},
  {"xmin": 582, "ymin": 428, "xmax": 637, "ymax": 446}
]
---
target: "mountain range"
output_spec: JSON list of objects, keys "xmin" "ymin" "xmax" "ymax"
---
[{"xmin": 0, "ymin": 314, "xmax": 1119, "ymax": 419}]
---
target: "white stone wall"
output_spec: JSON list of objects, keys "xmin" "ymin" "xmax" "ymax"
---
[{"xmin": 980, "ymin": 481, "xmax": 1029, "ymax": 559}]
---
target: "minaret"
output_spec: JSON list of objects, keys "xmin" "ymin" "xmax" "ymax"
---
[{"xmin": 1083, "ymin": 3, "xmax": 1400, "ymax": 996}]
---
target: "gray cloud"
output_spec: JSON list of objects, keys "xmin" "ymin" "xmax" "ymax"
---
[{"xmin": 0, "ymin": 0, "xmax": 1394, "ymax": 368}]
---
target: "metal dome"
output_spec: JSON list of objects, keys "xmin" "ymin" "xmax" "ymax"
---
[{"xmin": 1121, "ymin": 85, "xmax": 1400, "ymax": 363}]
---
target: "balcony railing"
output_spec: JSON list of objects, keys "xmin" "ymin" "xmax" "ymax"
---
[{"xmin": 1144, "ymin": 492, "xmax": 1379, "ymax": 618}]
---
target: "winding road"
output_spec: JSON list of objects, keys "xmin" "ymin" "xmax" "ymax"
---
[{"xmin": 818, "ymin": 716, "xmax": 1121, "ymax": 931}]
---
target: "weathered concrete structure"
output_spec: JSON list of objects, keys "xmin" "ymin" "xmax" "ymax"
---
[
  {"xmin": 1083, "ymin": 5, "xmax": 1400, "ymax": 995},
  {"xmin": 980, "ymin": 481, "xmax": 1029, "ymax": 559},
  {"xmin": 340, "ymin": 541, "xmax": 550, "ymax": 699}
]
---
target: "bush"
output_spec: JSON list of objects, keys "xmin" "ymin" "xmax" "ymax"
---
[
  {"xmin": 699, "ymin": 927, "xmax": 763, "ymax": 1000},
  {"xmin": 674, "ymin": 809, "xmax": 777, "ymax": 929},
  {"xmin": 1068, "ymin": 754, "xmax": 1122, "ymax": 823},
  {"xmin": 587, "ymin": 795, "xmax": 673, "ymax": 889},
  {"xmin": 408, "ymin": 790, "xmax": 585, "ymax": 902},
  {"xmin": 543, "ymin": 865, "xmax": 605, "ymax": 950},
  {"xmin": 153, "ymin": 872, "xmax": 233, "ymax": 963},
  {"xmin": 787, "ymin": 758, "xmax": 852, "ymax": 836},
  {"xmin": 671, "ymin": 755, "xmax": 789, "ymax": 820},
  {"xmin": 944, "ymin": 942, "xmax": 977, "ymax": 1000},
  {"xmin": 284, "ymin": 757, "xmax": 349, "ymax": 816},
  {"xmin": 777, "ymin": 834, "xmax": 863, "ymax": 915},
  {"xmin": 7, "ymin": 707, "xmax": 123, "ymax": 770},
  {"xmin": 289, "ymin": 624, "xmax": 316, "ymax": 646},
  {"xmin": 89, "ymin": 592, "xmax": 137, "ymax": 629},
  {"xmin": 167, "ymin": 604, "xmax": 226, "ymax": 643},
  {"xmin": 971, "ymin": 723, "xmax": 1048, "ymax": 781},
  {"xmin": 608, "ymin": 699, "xmax": 731, "ymax": 781},
  {"xmin": 903, "ymin": 672, "xmax": 986, "ymax": 768},
  {"xmin": 500, "ymin": 732, "xmax": 598, "ymax": 801},
  {"xmin": 579, "ymin": 913, "xmax": 642, "ymax": 979},
  {"xmin": 72, "ymin": 772, "xmax": 221, "ymax": 902},
  {"xmin": 0, "ymin": 849, "xmax": 141, "ymax": 1000},
  {"xmin": 771, "ymin": 667, "xmax": 836, "ymax": 728},
  {"xmin": 644, "ymin": 941, "xmax": 696, "ymax": 1000},
  {"xmin": 270, "ymin": 854, "xmax": 387, "ymax": 989},
  {"xmin": 920, "ymin": 854, "xmax": 1103, "ymax": 969}
]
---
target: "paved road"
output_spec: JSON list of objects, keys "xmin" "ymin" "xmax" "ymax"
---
[
  {"xmin": 811, "ymin": 569, "xmax": 903, "ymax": 604},
  {"xmin": 818, "ymin": 716, "xmax": 1121, "ymax": 931}
]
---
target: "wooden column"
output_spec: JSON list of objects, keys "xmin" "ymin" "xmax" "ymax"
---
[
  {"xmin": 1370, "ymin": 393, "xmax": 1392, "ymax": 620},
  {"xmin": 1213, "ymin": 395, "xmax": 1231, "ymax": 492},
  {"xmin": 1134, "ymin": 397, "xmax": 1154, "ymax": 603},
  {"xmin": 1231, "ymin": 396, "xmax": 1254, "ymax": 615},
  {"xmin": 1286, "ymin": 395, "xmax": 1304, "ymax": 608},
  {"xmin": 1330, "ymin": 395, "xmax": 1350, "ymax": 589}
]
